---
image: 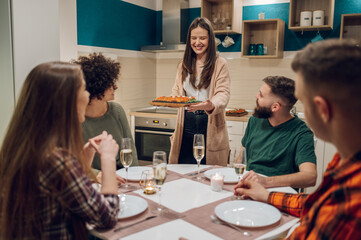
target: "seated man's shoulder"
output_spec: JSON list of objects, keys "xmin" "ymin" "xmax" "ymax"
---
[{"xmin": 291, "ymin": 116, "xmax": 313, "ymax": 132}]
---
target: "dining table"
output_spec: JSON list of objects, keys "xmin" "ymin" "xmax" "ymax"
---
[{"xmin": 90, "ymin": 164, "xmax": 299, "ymax": 240}]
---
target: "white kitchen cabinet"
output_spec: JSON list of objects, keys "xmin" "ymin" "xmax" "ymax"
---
[
  {"xmin": 304, "ymin": 137, "xmax": 325, "ymax": 193},
  {"xmin": 304, "ymin": 140, "xmax": 337, "ymax": 194},
  {"xmin": 227, "ymin": 120, "xmax": 245, "ymax": 165},
  {"xmin": 323, "ymin": 142, "xmax": 337, "ymax": 171}
]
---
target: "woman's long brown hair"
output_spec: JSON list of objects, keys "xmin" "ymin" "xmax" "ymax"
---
[
  {"xmin": 0, "ymin": 62, "xmax": 92, "ymax": 239},
  {"xmin": 182, "ymin": 17, "xmax": 217, "ymax": 89}
]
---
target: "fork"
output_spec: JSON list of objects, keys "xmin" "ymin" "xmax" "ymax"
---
[
  {"xmin": 114, "ymin": 215, "xmax": 156, "ymax": 232},
  {"xmin": 210, "ymin": 215, "xmax": 252, "ymax": 237}
]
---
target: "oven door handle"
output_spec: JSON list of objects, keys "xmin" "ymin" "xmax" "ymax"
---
[{"xmin": 135, "ymin": 129, "xmax": 174, "ymax": 136}]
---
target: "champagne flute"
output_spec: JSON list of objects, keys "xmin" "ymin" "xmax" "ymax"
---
[
  {"xmin": 120, "ymin": 138, "xmax": 133, "ymax": 188},
  {"xmin": 234, "ymin": 147, "xmax": 247, "ymax": 182},
  {"xmin": 153, "ymin": 151, "xmax": 167, "ymax": 212},
  {"xmin": 193, "ymin": 134, "xmax": 205, "ymax": 181}
]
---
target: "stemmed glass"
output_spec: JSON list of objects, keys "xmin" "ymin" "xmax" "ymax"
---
[
  {"xmin": 234, "ymin": 147, "xmax": 247, "ymax": 182},
  {"xmin": 193, "ymin": 134, "xmax": 205, "ymax": 181},
  {"xmin": 120, "ymin": 138, "xmax": 133, "ymax": 188},
  {"xmin": 153, "ymin": 151, "xmax": 167, "ymax": 212}
]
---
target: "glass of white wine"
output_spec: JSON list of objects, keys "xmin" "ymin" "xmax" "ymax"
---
[
  {"xmin": 193, "ymin": 134, "xmax": 205, "ymax": 181},
  {"xmin": 120, "ymin": 138, "xmax": 133, "ymax": 188},
  {"xmin": 153, "ymin": 151, "xmax": 167, "ymax": 212},
  {"xmin": 234, "ymin": 147, "xmax": 247, "ymax": 182}
]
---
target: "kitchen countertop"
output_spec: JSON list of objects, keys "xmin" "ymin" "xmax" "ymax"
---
[{"xmin": 129, "ymin": 111, "xmax": 251, "ymax": 122}]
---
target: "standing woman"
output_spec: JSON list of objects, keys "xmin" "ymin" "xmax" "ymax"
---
[
  {"xmin": 169, "ymin": 17, "xmax": 231, "ymax": 166},
  {"xmin": 0, "ymin": 62, "xmax": 119, "ymax": 239},
  {"xmin": 74, "ymin": 53, "xmax": 138, "ymax": 180}
]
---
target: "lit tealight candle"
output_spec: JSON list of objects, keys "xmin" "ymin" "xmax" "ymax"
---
[
  {"xmin": 210, "ymin": 173, "xmax": 224, "ymax": 192},
  {"xmin": 144, "ymin": 183, "xmax": 156, "ymax": 195}
]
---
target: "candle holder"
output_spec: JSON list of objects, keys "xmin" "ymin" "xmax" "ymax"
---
[
  {"xmin": 210, "ymin": 173, "xmax": 224, "ymax": 192},
  {"xmin": 139, "ymin": 170, "xmax": 156, "ymax": 195}
]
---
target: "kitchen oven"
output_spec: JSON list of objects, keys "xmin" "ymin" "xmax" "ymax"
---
[{"xmin": 134, "ymin": 108, "xmax": 177, "ymax": 163}]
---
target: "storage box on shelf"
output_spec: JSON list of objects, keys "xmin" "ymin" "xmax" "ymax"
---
[
  {"xmin": 201, "ymin": 0, "xmax": 242, "ymax": 34},
  {"xmin": 241, "ymin": 19, "xmax": 285, "ymax": 59},
  {"xmin": 289, "ymin": 0, "xmax": 335, "ymax": 31},
  {"xmin": 340, "ymin": 13, "xmax": 361, "ymax": 44}
]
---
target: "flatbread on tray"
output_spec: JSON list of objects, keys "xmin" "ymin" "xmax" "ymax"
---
[
  {"xmin": 149, "ymin": 101, "xmax": 200, "ymax": 108},
  {"xmin": 150, "ymin": 96, "xmax": 201, "ymax": 108}
]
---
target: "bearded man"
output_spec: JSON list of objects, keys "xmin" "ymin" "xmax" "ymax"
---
[{"xmin": 236, "ymin": 76, "xmax": 317, "ymax": 189}]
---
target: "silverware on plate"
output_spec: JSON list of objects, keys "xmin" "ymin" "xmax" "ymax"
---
[
  {"xmin": 210, "ymin": 215, "xmax": 252, "ymax": 237},
  {"xmin": 114, "ymin": 215, "xmax": 156, "ymax": 232}
]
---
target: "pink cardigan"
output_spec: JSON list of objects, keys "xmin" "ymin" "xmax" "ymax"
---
[{"xmin": 169, "ymin": 56, "xmax": 231, "ymax": 166}]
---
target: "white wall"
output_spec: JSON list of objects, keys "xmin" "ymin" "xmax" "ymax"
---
[
  {"xmin": 11, "ymin": 0, "xmax": 60, "ymax": 97},
  {"xmin": 59, "ymin": 0, "xmax": 78, "ymax": 62},
  {"xmin": 0, "ymin": 0, "xmax": 15, "ymax": 143}
]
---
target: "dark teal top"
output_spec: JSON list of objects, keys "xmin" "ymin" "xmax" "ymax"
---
[
  {"xmin": 82, "ymin": 102, "xmax": 138, "ymax": 174},
  {"xmin": 241, "ymin": 116, "xmax": 316, "ymax": 177}
]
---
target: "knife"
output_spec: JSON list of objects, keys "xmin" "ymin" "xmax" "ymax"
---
[
  {"xmin": 188, "ymin": 169, "xmax": 208, "ymax": 176},
  {"xmin": 114, "ymin": 215, "xmax": 156, "ymax": 232}
]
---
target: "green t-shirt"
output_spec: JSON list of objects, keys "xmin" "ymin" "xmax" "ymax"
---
[
  {"xmin": 241, "ymin": 116, "xmax": 316, "ymax": 177},
  {"xmin": 82, "ymin": 102, "xmax": 138, "ymax": 174}
]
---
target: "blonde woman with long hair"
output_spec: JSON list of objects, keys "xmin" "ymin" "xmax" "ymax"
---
[{"xmin": 0, "ymin": 62, "xmax": 120, "ymax": 239}]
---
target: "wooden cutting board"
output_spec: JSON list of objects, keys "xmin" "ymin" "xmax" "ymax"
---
[{"xmin": 226, "ymin": 111, "xmax": 248, "ymax": 117}]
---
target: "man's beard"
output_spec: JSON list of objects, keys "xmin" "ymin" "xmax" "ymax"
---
[{"xmin": 253, "ymin": 101, "xmax": 273, "ymax": 118}]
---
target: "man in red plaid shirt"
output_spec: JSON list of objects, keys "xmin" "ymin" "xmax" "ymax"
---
[{"xmin": 234, "ymin": 39, "xmax": 361, "ymax": 239}]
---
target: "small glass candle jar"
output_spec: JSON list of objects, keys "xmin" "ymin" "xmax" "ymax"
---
[
  {"xmin": 144, "ymin": 183, "xmax": 156, "ymax": 195},
  {"xmin": 139, "ymin": 170, "xmax": 156, "ymax": 195},
  {"xmin": 210, "ymin": 173, "xmax": 224, "ymax": 192}
]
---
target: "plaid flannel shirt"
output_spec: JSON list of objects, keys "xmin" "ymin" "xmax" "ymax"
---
[
  {"xmin": 268, "ymin": 151, "xmax": 361, "ymax": 239},
  {"xmin": 35, "ymin": 149, "xmax": 119, "ymax": 239}
]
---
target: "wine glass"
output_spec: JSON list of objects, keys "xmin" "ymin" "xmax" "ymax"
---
[
  {"xmin": 193, "ymin": 134, "xmax": 205, "ymax": 181},
  {"xmin": 153, "ymin": 151, "xmax": 167, "ymax": 212},
  {"xmin": 120, "ymin": 138, "xmax": 133, "ymax": 188},
  {"xmin": 234, "ymin": 147, "xmax": 247, "ymax": 182}
]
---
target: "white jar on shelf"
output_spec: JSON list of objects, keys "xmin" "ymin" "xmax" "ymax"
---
[
  {"xmin": 313, "ymin": 10, "xmax": 325, "ymax": 26},
  {"xmin": 300, "ymin": 11, "xmax": 312, "ymax": 26}
]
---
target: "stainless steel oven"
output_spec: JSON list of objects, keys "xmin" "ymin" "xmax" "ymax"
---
[{"xmin": 134, "ymin": 111, "xmax": 177, "ymax": 163}]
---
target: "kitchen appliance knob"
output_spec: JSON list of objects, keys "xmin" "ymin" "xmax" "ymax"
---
[{"xmin": 163, "ymin": 123, "xmax": 168, "ymax": 126}]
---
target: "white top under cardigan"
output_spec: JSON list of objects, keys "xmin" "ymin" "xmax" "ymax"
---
[{"xmin": 183, "ymin": 72, "xmax": 210, "ymax": 102}]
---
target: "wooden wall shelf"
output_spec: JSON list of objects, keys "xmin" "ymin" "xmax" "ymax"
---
[
  {"xmin": 289, "ymin": 0, "xmax": 335, "ymax": 31},
  {"xmin": 340, "ymin": 13, "xmax": 361, "ymax": 44},
  {"xmin": 241, "ymin": 19, "xmax": 285, "ymax": 59},
  {"xmin": 201, "ymin": 0, "xmax": 242, "ymax": 34}
]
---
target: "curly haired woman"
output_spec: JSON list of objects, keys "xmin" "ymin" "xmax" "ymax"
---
[{"xmin": 74, "ymin": 53, "xmax": 138, "ymax": 183}]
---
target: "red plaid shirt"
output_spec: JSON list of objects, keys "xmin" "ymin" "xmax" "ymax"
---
[
  {"xmin": 34, "ymin": 149, "xmax": 119, "ymax": 239},
  {"xmin": 268, "ymin": 151, "xmax": 361, "ymax": 239}
]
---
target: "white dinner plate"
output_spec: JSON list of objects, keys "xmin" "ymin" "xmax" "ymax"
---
[
  {"xmin": 215, "ymin": 200, "xmax": 281, "ymax": 228},
  {"xmin": 118, "ymin": 195, "xmax": 148, "ymax": 219},
  {"xmin": 204, "ymin": 168, "xmax": 239, "ymax": 183},
  {"xmin": 116, "ymin": 166, "xmax": 152, "ymax": 182}
]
